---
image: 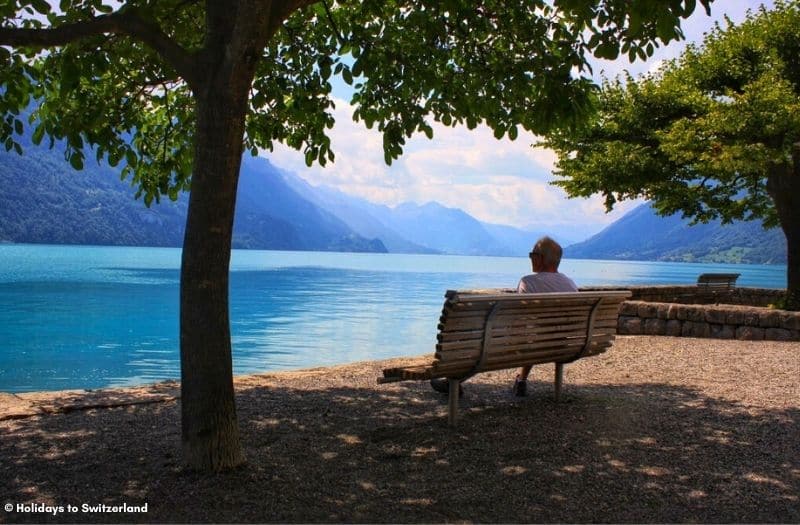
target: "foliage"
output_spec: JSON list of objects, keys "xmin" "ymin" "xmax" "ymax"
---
[
  {"xmin": 0, "ymin": 0, "xmax": 712, "ymax": 202},
  {"xmin": 542, "ymin": 1, "xmax": 800, "ymax": 228}
]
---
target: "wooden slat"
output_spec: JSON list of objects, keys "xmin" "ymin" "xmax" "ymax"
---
[
  {"xmin": 430, "ymin": 343, "xmax": 613, "ymax": 377},
  {"xmin": 442, "ymin": 303, "xmax": 622, "ymax": 321},
  {"xmin": 444, "ymin": 293, "xmax": 629, "ymax": 309},
  {"xmin": 439, "ymin": 310, "xmax": 620, "ymax": 332},
  {"xmin": 450, "ymin": 290, "xmax": 632, "ymax": 304},
  {"xmin": 435, "ymin": 318, "xmax": 618, "ymax": 344},
  {"xmin": 435, "ymin": 322, "xmax": 618, "ymax": 353},
  {"xmin": 435, "ymin": 334, "xmax": 616, "ymax": 362},
  {"xmin": 442, "ymin": 302, "xmax": 624, "ymax": 320},
  {"xmin": 440, "ymin": 306, "xmax": 621, "ymax": 326}
]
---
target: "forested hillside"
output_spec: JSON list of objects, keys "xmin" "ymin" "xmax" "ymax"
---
[{"xmin": 565, "ymin": 203, "xmax": 786, "ymax": 264}]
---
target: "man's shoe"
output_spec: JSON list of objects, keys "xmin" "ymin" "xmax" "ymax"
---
[
  {"xmin": 430, "ymin": 378, "xmax": 463, "ymax": 397},
  {"xmin": 513, "ymin": 377, "xmax": 527, "ymax": 397}
]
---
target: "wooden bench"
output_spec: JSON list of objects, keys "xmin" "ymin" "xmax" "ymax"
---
[
  {"xmin": 697, "ymin": 273, "xmax": 740, "ymax": 291},
  {"xmin": 379, "ymin": 289, "xmax": 632, "ymax": 425}
]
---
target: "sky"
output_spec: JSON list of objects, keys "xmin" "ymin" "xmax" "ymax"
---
[{"xmin": 267, "ymin": 1, "xmax": 776, "ymax": 241}]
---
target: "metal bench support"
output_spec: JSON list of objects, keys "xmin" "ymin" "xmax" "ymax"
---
[
  {"xmin": 555, "ymin": 363, "xmax": 564, "ymax": 402},
  {"xmin": 448, "ymin": 379, "xmax": 460, "ymax": 426}
]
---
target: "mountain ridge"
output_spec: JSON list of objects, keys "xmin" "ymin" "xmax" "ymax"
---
[
  {"xmin": 0, "ymin": 129, "xmax": 788, "ymax": 264},
  {"xmin": 0, "ymin": 130, "xmax": 387, "ymax": 253},
  {"xmin": 565, "ymin": 203, "xmax": 786, "ymax": 265}
]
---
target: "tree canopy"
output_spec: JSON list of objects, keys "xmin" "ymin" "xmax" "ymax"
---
[
  {"xmin": 1, "ymin": 0, "xmax": 713, "ymax": 191},
  {"xmin": 1, "ymin": 0, "xmax": 714, "ymax": 470},
  {"xmin": 542, "ymin": 0, "xmax": 800, "ymax": 309}
]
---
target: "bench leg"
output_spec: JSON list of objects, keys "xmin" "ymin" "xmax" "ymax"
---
[
  {"xmin": 448, "ymin": 379, "xmax": 460, "ymax": 427},
  {"xmin": 554, "ymin": 363, "xmax": 564, "ymax": 402}
]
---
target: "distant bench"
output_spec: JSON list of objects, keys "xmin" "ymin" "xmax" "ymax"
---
[
  {"xmin": 697, "ymin": 273, "xmax": 740, "ymax": 291},
  {"xmin": 379, "ymin": 289, "xmax": 631, "ymax": 425}
]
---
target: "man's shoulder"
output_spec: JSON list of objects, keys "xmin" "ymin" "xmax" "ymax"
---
[{"xmin": 519, "ymin": 272, "xmax": 577, "ymax": 293}]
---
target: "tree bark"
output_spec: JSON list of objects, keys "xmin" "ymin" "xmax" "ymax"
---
[
  {"xmin": 767, "ymin": 160, "xmax": 800, "ymax": 311},
  {"xmin": 180, "ymin": 82, "xmax": 250, "ymax": 470}
]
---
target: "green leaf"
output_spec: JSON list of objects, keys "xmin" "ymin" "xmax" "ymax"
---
[
  {"xmin": 656, "ymin": 15, "xmax": 676, "ymax": 42},
  {"xmin": 125, "ymin": 149, "xmax": 138, "ymax": 168},
  {"xmin": 31, "ymin": 0, "xmax": 50, "ymax": 15},
  {"xmin": 342, "ymin": 68, "xmax": 353, "ymax": 85},
  {"xmin": 69, "ymin": 152, "xmax": 83, "ymax": 170},
  {"xmin": 31, "ymin": 125, "xmax": 44, "ymax": 145}
]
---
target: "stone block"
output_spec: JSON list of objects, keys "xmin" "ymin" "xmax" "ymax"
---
[
  {"xmin": 656, "ymin": 304, "xmax": 671, "ymax": 320},
  {"xmin": 743, "ymin": 311, "xmax": 761, "ymax": 326},
  {"xmin": 725, "ymin": 309, "xmax": 745, "ymax": 325},
  {"xmin": 637, "ymin": 303, "xmax": 659, "ymax": 319},
  {"xmin": 619, "ymin": 301, "xmax": 641, "ymax": 316},
  {"xmin": 709, "ymin": 324, "xmax": 735, "ymax": 339},
  {"xmin": 765, "ymin": 328, "xmax": 793, "ymax": 341},
  {"xmin": 618, "ymin": 316, "xmax": 642, "ymax": 335},
  {"xmin": 758, "ymin": 310, "xmax": 782, "ymax": 328},
  {"xmin": 705, "ymin": 308, "xmax": 728, "ymax": 324},
  {"xmin": 736, "ymin": 326, "xmax": 765, "ymax": 340},
  {"xmin": 644, "ymin": 318, "xmax": 666, "ymax": 335},
  {"xmin": 682, "ymin": 321, "xmax": 710, "ymax": 338},
  {"xmin": 665, "ymin": 319, "xmax": 683, "ymax": 337},
  {"xmin": 687, "ymin": 307, "xmax": 706, "ymax": 322},
  {"xmin": 780, "ymin": 312, "xmax": 800, "ymax": 331},
  {"xmin": 666, "ymin": 304, "xmax": 680, "ymax": 320},
  {"xmin": 674, "ymin": 305, "xmax": 690, "ymax": 321}
]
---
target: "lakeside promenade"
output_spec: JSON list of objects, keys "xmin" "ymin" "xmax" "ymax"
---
[{"xmin": 2, "ymin": 335, "xmax": 798, "ymax": 523}]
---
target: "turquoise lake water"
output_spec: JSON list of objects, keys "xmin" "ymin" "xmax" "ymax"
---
[{"xmin": 0, "ymin": 244, "xmax": 787, "ymax": 393}]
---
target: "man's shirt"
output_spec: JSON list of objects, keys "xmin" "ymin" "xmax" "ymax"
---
[{"xmin": 517, "ymin": 272, "xmax": 578, "ymax": 293}]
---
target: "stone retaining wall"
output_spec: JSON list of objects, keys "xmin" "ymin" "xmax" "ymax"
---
[
  {"xmin": 616, "ymin": 300, "xmax": 800, "ymax": 341},
  {"xmin": 579, "ymin": 286, "xmax": 798, "ymax": 342},
  {"xmin": 583, "ymin": 285, "xmax": 786, "ymax": 307}
]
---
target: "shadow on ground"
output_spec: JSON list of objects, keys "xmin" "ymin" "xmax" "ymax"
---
[{"xmin": 2, "ymin": 378, "xmax": 798, "ymax": 523}]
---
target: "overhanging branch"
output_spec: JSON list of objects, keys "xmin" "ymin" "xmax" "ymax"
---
[{"xmin": 0, "ymin": 8, "xmax": 198, "ymax": 89}]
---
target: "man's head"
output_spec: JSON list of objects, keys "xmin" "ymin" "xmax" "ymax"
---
[{"xmin": 529, "ymin": 236, "xmax": 563, "ymax": 273}]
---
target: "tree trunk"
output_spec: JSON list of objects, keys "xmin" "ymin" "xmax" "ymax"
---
[
  {"xmin": 180, "ymin": 84, "xmax": 249, "ymax": 470},
  {"xmin": 767, "ymin": 160, "xmax": 800, "ymax": 311}
]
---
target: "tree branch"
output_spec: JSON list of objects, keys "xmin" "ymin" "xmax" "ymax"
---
[{"xmin": 0, "ymin": 8, "xmax": 198, "ymax": 89}]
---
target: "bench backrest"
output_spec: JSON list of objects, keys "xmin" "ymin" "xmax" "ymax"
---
[
  {"xmin": 697, "ymin": 273, "xmax": 740, "ymax": 290},
  {"xmin": 431, "ymin": 290, "xmax": 631, "ymax": 379}
]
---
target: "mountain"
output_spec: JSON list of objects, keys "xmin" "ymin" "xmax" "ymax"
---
[
  {"xmin": 0, "ymin": 141, "xmax": 188, "ymax": 247},
  {"xmin": 282, "ymin": 174, "xmax": 548, "ymax": 256},
  {"xmin": 565, "ymin": 203, "xmax": 787, "ymax": 264},
  {"xmin": 233, "ymin": 157, "xmax": 386, "ymax": 252},
  {"xmin": 280, "ymin": 174, "xmax": 438, "ymax": 254},
  {"xmin": 0, "ymin": 132, "xmax": 386, "ymax": 253}
]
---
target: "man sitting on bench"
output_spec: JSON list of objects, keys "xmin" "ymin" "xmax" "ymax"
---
[
  {"xmin": 512, "ymin": 236, "xmax": 578, "ymax": 396},
  {"xmin": 431, "ymin": 236, "xmax": 577, "ymax": 397}
]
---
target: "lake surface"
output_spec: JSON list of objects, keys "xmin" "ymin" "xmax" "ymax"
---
[{"xmin": 0, "ymin": 244, "xmax": 787, "ymax": 392}]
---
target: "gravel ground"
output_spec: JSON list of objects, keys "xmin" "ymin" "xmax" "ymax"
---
[{"xmin": 1, "ymin": 335, "xmax": 798, "ymax": 523}]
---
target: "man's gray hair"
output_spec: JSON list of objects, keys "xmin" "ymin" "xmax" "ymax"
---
[{"xmin": 535, "ymin": 236, "xmax": 563, "ymax": 268}]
